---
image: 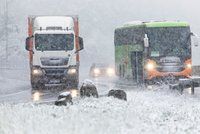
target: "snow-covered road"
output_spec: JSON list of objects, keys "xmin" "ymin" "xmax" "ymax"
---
[
  {"xmin": 0, "ymin": 69, "xmax": 31, "ymax": 103},
  {"xmin": 1, "ymin": 69, "xmax": 200, "ymax": 134}
]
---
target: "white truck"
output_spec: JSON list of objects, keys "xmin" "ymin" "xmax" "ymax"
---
[{"xmin": 25, "ymin": 16, "xmax": 84, "ymax": 89}]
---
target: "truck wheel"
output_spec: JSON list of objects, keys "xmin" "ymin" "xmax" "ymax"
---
[
  {"xmin": 31, "ymin": 74, "xmax": 45, "ymax": 90},
  {"xmin": 31, "ymin": 82, "xmax": 45, "ymax": 90},
  {"xmin": 31, "ymin": 77, "xmax": 45, "ymax": 90},
  {"xmin": 70, "ymin": 79, "xmax": 79, "ymax": 89},
  {"xmin": 31, "ymin": 82, "xmax": 38, "ymax": 90}
]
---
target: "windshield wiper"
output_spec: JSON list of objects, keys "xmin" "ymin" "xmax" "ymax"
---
[
  {"xmin": 41, "ymin": 45, "xmax": 44, "ymax": 52},
  {"xmin": 65, "ymin": 46, "xmax": 68, "ymax": 52}
]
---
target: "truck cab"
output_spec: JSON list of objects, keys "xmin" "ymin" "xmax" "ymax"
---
[{"xmin": 25, "ymin": 16, "xmax": 84, "ymax": 89}]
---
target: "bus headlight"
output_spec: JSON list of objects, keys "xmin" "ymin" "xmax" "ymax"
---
[
  {"xmin": 146, "ymin": 62, "xmax": 155, "ymax": 71},
  {"xmin": 107, "ymin": 68, "xmax": 115, "ymax": 76},
  {"xmin": 186, "ymin": 63, "xmax": 192, "ymax": 69},
  {"xmin": 32, "ymin": 68, "xmax": 43, "ymax": 76},
  {"xmin": 68, "ymin": 68, "xmax": 77, "ymax": 75}
]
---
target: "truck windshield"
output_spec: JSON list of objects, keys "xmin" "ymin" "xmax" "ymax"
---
[
  {"xmin": 35, "ymin": 34, "xmax": 74, "ymax": 51},
  {"xmin": 147, "ymin": 27, "xmax": 191, "ymax": 59}
]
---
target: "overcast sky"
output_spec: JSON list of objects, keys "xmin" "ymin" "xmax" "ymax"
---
[{"xmin": 0, "ymin": 0, "xmax": 200, "ymax": 67}]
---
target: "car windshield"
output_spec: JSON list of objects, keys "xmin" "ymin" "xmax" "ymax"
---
[
  {"xmin": 147, "ymin": 27, "xmax": 191, "ymax": 59},
  {"xmin": 35, "ymin": 34, "xmax": 74, "ymax": 51}
]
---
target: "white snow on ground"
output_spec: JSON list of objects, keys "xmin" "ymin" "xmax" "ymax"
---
[{"xmin": 1, "ymin": 86, "xmax": 200, "ymax": 134}]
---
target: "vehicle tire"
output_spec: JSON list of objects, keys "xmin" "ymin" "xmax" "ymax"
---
[
  {"xmin": 31, "ymin": 82, "xmax": 38, "ymax": 90},
  {"xmin": 144, "ymin": 79, "xmax": 154, "ymax": 86},
  {"xmin": 31, "ymin": 81, "xmax": 45, "ymax": 90},
  {"xmin": 31, "ymin": 76, "xmax": 38, "ymax": 90},
  {"xmin": 70, "ymin": 71, "xmax": 79, "ymax": 88},
  {"xmin": 31, "ymin": 74, "xmax": 45, "ymax": 90},
  {"xmin": 70, "ymin": 79, "xmax": 79, "ymax": 89},
  {"xmin": 65, "ymin": 78, "xmax": 79, "ymax": 89}
]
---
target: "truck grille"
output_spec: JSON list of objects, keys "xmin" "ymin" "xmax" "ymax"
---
[
  {"xmin": 41, "ymin": 57, "xmax": 69, "ymax": 66},
  {"xmin": 44, "ymin": 68, "xmax": 66, "ymax": 76}
]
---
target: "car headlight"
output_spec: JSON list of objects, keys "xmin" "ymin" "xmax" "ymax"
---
[
  {"xmin": 145, "ymin": 62, "xmax": 156, "ymax": 71},
  {"xmin": 68, "ymin": 68, "xmax": 77, "ymax": 75},
  {"xmin": 32, "ymin": 68, "xmax": 43, "ymax": 76},
  {"xmin": 94, "ymin": 68, "xmax": 100, "ymax": 75},
  {"xmin": 107, "ymin": 68, "xmax": 115, "ymax": 76}
]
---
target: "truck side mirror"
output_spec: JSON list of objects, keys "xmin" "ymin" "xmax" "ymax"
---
[
  {"xmin": 144, "ymin": 34, "xmax": 149, "ymax": 48},
  {"xmin": 25, "ymin": 37, "xmax": 32, "ymax": 51},
  {"xmin": 79, "ymin": 37, "xmax": 84, "ymax": 51}
]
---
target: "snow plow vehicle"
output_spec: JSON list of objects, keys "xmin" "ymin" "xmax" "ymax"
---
[
  {"xmin": 25, "ymin": 16, "xmax": 84, "ymax": 89},
  {"xmin": 114, "ymin": 21, "xmax": 192, "ymax": 84}
]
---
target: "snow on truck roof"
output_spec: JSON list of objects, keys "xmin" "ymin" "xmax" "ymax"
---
[
  {"xmin": 34, "ymin": 16, "xmax": 74, "ymax": 31},
  {"xmin": 117, "ymin": 21, "xmax": 189, "ymax": 29}
]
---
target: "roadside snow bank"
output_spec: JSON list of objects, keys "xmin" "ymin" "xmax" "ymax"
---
[{"xmin": 1, "ymin": 87, "xmax": 200, "ymax": 134}]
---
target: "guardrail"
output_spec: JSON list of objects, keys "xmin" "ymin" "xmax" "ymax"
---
[{"xmin": 169, "ymin": 77, "xmax": 200, "ymax": 94}]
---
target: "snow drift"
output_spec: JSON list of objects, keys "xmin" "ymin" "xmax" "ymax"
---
[{"xmin": 1, "ymin": 87, "xmax": 200, "ymax": 134}]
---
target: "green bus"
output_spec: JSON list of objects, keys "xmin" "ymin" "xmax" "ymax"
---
[{"xmin": 114, "ymin": 21, "xmax": 192, "ymax": 83}]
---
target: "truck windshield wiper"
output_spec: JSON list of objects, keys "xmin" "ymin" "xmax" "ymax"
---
[
  {"xmin": 41, "ymin": 45, "xmax": 44, "ymax": 52},
  {"xmin": 65, "ymin": 46, "xmax": 68, "ymax": 52}
]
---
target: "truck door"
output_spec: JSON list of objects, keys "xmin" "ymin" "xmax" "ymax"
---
[{"xmin": 131, "ymin": 51, "xmax": 143, "ymax": 83}]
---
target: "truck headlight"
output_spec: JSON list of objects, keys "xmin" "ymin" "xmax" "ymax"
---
[
  {"xmin": 32, "ymin": 68, "xmax": 43, "ymax": 76},
  {"xmin": 68, "ymin": 68, "xmax": 77, "ymax": 74}
]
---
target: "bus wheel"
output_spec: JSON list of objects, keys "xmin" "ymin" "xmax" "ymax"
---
[{"xmin": 144, "ymin": 79, "xmax": 154, "ymax": 86}]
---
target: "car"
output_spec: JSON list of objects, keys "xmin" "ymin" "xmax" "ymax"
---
[{"xmin": 89, "ymin": 63, "xmax": 115, "ymax": 77}]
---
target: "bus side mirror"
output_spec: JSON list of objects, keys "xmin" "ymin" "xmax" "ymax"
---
[
  {"xmin": 191, "ymin": 34, "xmax": 200, "ymax": 47},
  {"xmin": 78, "ymin": 37, "xmax": 84, "ymax": 51},
  {"xmin": 144, "ymin": 34, "xmax": 149, "ymax": 48},
  {"xmin": 25, "ymin": 37, "xmax": 32, "ymax": 51}
]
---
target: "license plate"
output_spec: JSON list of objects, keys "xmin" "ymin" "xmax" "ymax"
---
[{"xmin": 49, "ymin": 79, "xmax": 61, "ymax": 84}]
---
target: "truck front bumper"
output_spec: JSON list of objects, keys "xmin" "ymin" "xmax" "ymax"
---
[{"xmin": 31, "ymin": 67, "xmax": 78, "ymax": 85}]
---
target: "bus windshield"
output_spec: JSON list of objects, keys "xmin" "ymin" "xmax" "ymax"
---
[
  {"xmin": 147, "ymin": 27, "xmax": 191, "ymax": 59},
  {"xmin": 35, "ymin": 34, "xmax": 74, "ymax": 51}
]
